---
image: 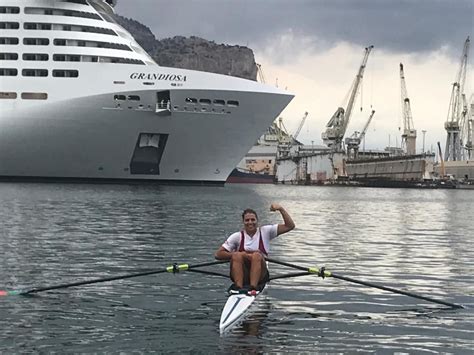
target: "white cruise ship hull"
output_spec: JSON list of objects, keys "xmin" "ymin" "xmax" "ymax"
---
[
  {"xmin": 0, "ymin": 84, "xmax": 291, "ymax": 183},
  {"xmin": 0, "ymin": 0, "xmax": 293, "ymax": 184}
]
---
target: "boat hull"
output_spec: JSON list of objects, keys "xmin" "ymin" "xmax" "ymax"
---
[
  {"xmin": 226, "ymin": 168, "xmax": 275, "ymax": 184},
  {"xmin": 0, "ymin": 84, "xmax": 292, "ymax": 183},
  {"xmin": 219, "ymin": 284, "xmax": 266, "ymax": 333}
]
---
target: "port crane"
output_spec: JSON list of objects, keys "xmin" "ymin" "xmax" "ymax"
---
[
  {"xmin": 437, "ymin": 142, "xmax": 446, "ymax": 178},
  {"xmin": 464, "ymin": 94, "xmax": 474, "ymax": 159},
  {"xmin": 291, "ymin": 111, "xmax": 309, "ymax": 144},
  {"xmin": 322, "ymin": 45, "xmax": 374, "ymax": 151},
  {"xmin": 345, "ymin": 110, "xmax": 376, "ymax": 160},
  {"xmin": 445, "ymin": 36, "xmax": 470, "ymax": 161},
  {"xmin": 399, "ymin": 63, "xmax": 417, "ymax": 155},
  {"xmin": 275, "ymin": 112, "xmax": 309, "ymax": 158}
]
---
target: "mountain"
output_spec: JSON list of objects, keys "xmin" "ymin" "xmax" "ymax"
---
[{"xmin": 114, "ymin": 15, "xmax": 258, "ymax": 81}]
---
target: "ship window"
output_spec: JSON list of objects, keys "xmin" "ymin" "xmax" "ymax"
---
[
  {"xmin": 84, "ymin": 56, "xmax": 99, "ymax": 62},
  {"xmin": 21, "ymin": 92, "xmax": 48, "ymax": 100},
  {"xmin": 0, "ymin": 53, "xmax": 18, "ymax": 60},
  {"xmin": 52, "ymin": 70, "xmax": 79, "ymax": 78},
  {"xmin": 52, "ymin": 38, "xmax": 132, "ymax": 51},
  {"xmin": 23, "ymin": 53, "xmax": 49, "ymax": 61},
  {"xmin": 98, "ymin": 56, "xmax": 145, "ymax": 65},
  {"xmin": 25, "ymin": 23, "xmax": 116, "ymax": 36},
  {"xmin": 0, "ymin": 7, "xmax": 20, "ymax": 14},
  {"xmin": 53, "ymin": 55, "xmax": 65, "ymax": 61},
  {"xmin": 185, "ymin": 97, "xmax": 197, "ymax": 104},
  {"xmin": 22, "ymin": 69, "xmax": 48, "ymax": 77},
  {"xmin": 0, "ymin": 92, "xmax": 17, "ymax": 99},
  {"xmin": 199, "ymin": 99, "xmax": 211, "ymax": 105},
  {"xmin": 24, "ymin": 23, "xmax": 53, "ymax": 30},
  {"xmin": 25, "ymin": 7, "xmax": 102, "ymax": 20},
  {"xmin": 0, "ymin": 38, "xmax": 19, "ymax": 45},
  {"xmin": 114, "ymin": 95, "xmax": 126, "ymax": 101},
  {"xmin": 128, "ymin": 95, "xmax": 140, "ymax": 101},
  {"xmin": 53, "ymin": 54, "xmax": 80, "ymax": 62},
  {"xmin": 24, "ymin": 38, "xmax": 50, "ymax": 46},
  {"xmin": 58, "ymin": 0, "xmax": 89, "ymax": 5},
  {"xmin": 0, "ymin": 68, "xmax": 18, "ymax": 76},
  {"xmin": 227, "ymin": 100, "xmax": 239, "ymax": 107},
  {"xmin": 0, "ymin": 22, "xmax": 19, "ymax": 30},
  {"xmin": 213, "ymin": 99, "xmax": 225, "ymax": 106}
]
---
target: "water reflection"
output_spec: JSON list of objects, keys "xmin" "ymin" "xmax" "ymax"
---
[{"xmin": 0, "ymin": 183, "xmax": 472, "ymax": 353}]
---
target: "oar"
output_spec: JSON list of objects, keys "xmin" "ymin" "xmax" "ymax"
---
[
  {"xmin": 0, "ymin": 260, "xmax": 229, "ymax": 297},
  {"xmin": 266, "ymin": 257, "xmax": 464, "ymax": 309}
]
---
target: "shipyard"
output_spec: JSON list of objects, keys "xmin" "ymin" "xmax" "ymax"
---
[{"xmin": 229, "ymin": 39, "xmax": 473, "ymax": 189}]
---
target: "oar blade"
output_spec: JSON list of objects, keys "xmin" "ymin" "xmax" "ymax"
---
[{"xmin": 0, "ymin": 290, "xmax": 26, "ymax": 297}]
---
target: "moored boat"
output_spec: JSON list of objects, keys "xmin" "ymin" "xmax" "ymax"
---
[{"xmin": 0, "ymin": 0, "xmax": 293, "ymax": 184}]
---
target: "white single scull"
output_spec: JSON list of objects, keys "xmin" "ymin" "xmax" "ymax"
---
[{"xmin": 219, "ymin": 283, "xmax": 267, "ymax": 333}]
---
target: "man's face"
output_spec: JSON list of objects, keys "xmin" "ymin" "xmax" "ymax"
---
[{"xmin": 243, "ymin": 213, "xmax": 258, "ymax": 234}]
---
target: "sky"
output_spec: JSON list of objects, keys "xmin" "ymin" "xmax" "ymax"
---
[{"xmin": 115, "ymin": 0, "xmax": 473, "ymax": 152}]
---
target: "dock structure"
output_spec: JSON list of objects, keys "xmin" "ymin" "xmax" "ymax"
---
[
  {"xmin": 346, "ymin": 154, "xmax": 436, "ymax": 187},
  {"xmin": 434, "ymin": 160, "xmax": 474, "ymax": 181},
  {"xmin": 275, "ymin": 148, "xmax": 440, "ymax": 187},
  {"xmin": 275, "ymin": 147, "xmax": 389, "ymax": 185}
]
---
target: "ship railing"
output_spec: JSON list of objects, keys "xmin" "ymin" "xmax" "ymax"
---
[{"xmin": 156, "ymin": 100, "xmax": 171, "ymax": 115}]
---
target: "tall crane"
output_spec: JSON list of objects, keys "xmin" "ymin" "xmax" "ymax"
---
[
  {"xmin": 464, "ymin": 94, "xmax": 474, "ymax": 159},
  {"xmin": 399, "ymin": 63, "xmax": 417, "ymax": 155},
  {"xmin": 321, "ymin": 45, "xmax": 374, "ymax": 151},
  {"xmin": 291, "ymin": 112, "xmax": 309, "ymax": 144},
  {"xmin": 437, "ymin": 142, "xmax": 446, "ymax": 177},
  {"xmin": 445, "ymin": 36, "xmax": 470, "ymax": 161},
  {"xmin": 345, "ymin": 110, "xmax": 375, "ymax": 159}
]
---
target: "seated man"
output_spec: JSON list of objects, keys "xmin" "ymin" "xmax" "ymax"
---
[{"xmin": 215, "ymin": 203, "xmax": 295, "ymax": 295}]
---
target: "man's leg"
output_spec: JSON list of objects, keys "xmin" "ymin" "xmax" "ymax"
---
[
  {"xmin": 230, "ymin": 252, "xmax": 246, "ymax": 289},
  {"xmin": 248, "ymin": 253, "xmax": 267, "ymax": 289}
]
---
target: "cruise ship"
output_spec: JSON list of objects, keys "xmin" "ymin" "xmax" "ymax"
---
[{"xmin": 0, "ymin": 0, "xmax": 293, "ymax": 184}]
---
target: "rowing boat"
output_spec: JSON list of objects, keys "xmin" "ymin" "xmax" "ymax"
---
[
  {"xmin": 0, "ymin": 258, "xmax": 464, "ymax": 333},
  {"xmin": 219, "ymin": 283, "xmax": 267, "ymax": 333}
]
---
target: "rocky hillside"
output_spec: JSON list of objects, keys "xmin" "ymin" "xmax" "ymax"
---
[{"xmin": 114, "ymin": 15, "xmax": 258, "ymax": 81}]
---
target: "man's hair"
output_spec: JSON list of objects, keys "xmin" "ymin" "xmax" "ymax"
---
[{"xmin": 242, "ymin": 208, "xmax": 258, "ymax": 220}]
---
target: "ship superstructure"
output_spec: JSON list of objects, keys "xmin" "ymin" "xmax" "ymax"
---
[{"xmin": 0, "ymin": 0, "xmax": 293, "ymax": 184}]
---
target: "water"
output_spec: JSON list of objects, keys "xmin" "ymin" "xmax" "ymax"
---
[{"xmin": 0, "ymin": 183, "xmax": 472, "ymax": 353}]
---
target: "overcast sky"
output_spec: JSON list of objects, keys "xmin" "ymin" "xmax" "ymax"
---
[{"xmin": 116, "ymin": 0, "xmax": 473, "ymax": 152}]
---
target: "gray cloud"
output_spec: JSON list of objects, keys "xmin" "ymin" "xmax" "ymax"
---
[{"xmin": 115, "ymin": 0, "xmax": 473, "ymax": 57}]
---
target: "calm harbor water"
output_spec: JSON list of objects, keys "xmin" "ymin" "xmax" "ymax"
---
[{"xmin": 0, "ymin": 182, "xmax": 473, "ymax": 353}]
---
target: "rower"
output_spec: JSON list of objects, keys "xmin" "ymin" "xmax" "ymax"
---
[{"xmin": 214, "ymin": 203, "xmax": 295, "ymax": 295}]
